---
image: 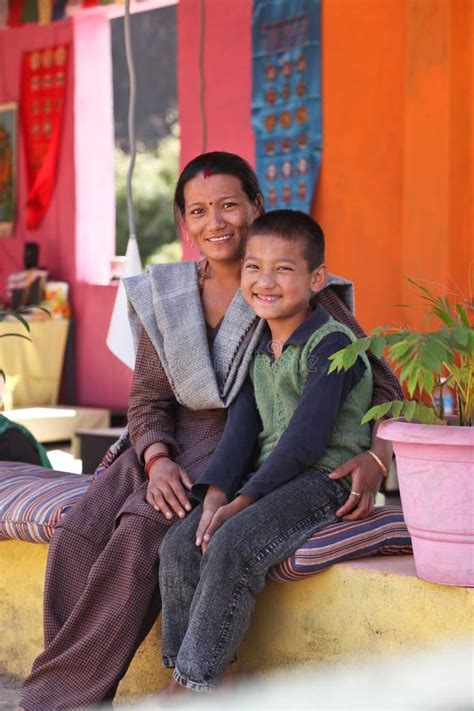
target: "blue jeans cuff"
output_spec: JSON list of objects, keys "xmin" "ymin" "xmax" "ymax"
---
[
  {"xmin": 173, "ymin": 667, "xmax": 216, "ymax": 692},
  {"xmin": 163, "ymin": 656, "xmax": 176, "ymax": 669}
]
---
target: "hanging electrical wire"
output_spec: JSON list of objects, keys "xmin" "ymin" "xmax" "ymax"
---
[
  {"xmin": 198, "ymin": 0, "xmax": 207, "ymax": 153},
  {"xmin": 124, "ymin": 0, "xmax": 137, "ymax": 240},
  {"xmin": 106, "ymin": 0, "xmax": 142, "ymax": 369}
]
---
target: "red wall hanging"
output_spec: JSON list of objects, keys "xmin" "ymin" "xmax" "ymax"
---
[{"xmin": 20, "ymin": 43, "xmax": 70, "ymax": 229}]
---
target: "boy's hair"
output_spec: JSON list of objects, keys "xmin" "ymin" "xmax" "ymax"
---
[{"xmin": 246, "ymin": 209, "xmax": 325, "ymax": 270}]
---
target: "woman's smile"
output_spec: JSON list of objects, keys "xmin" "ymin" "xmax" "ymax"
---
[{"xmin": 206, "ymin": 234, "xmax": 233, "ymax": 243}]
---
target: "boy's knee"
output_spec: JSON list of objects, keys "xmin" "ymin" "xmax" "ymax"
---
[
  {"xmin": 159, "ymin": 526, "xmax": 180, "ymax": 561},
  {"xmin": 204, "ymin": 523, "xmax": 248, "ymax": 570},
  {"xmin": 159, "ymin": 519, "xmax": 195, "ymax": 564}
]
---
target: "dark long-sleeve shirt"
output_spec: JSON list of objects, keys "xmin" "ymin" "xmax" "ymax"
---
[
  {"xmin": 124, "ymin": 285, "xmax": 400, "ymax": 483},
  {"xmin": 193, "ymin": 307, "xmax": 368, "ymax": 502}
]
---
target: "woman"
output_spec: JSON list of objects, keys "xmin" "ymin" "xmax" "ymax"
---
[{"xmin": 18, "ymin": 152, "xmax": 401, "ymax": 710}]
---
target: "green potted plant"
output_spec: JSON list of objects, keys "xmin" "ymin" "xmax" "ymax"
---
[
  {"xmin": 0, "ymin": 306, "xmax": 51, "ymax": 466},
  {"xmin": 329, "ymin": 278, "xmax": 474, "ymax": 587},
  {"xmin": 0, "ymin": 307, "xmax": 35, "ymax": 406}
]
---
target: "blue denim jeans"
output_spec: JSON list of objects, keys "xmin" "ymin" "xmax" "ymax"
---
[{"xmin": 159, "ymin": 468, "xmax": 347, "ymax": 691}]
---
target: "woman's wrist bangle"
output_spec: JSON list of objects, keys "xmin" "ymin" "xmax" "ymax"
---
[
  {"xmin": 367, "ymin": 449, "xmax": 389, "ymax": 479},
  {"xmin": 144, "ymin": 452, "xmax": 170, "ymax": 478}
]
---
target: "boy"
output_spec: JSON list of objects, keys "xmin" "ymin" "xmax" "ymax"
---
[{"xmin": 158, "ymin": 210, "xmax": 373, "ymax": 692}]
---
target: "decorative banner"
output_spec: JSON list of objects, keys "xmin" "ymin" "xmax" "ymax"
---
[
  {"xmin": 20, "ymin": 44, "xmax": 69, "ymax": 230},
  {"xmin": 0, "ymin": 0, "xmax": 9, "ymax": 26},
  {"xmin": 4, "ymin": 0, "xmax": 116, "ymax": 25},
  {"xmin": 22, "ymin": 0, "xmax": 39, "ymax": 23},
  {"xmin": 252, "ymin": 0, "xmax": 322, "ymax": 213},
  {"xmin": 6, "ymin": 0, "xmax": 23, "ymax": 25},
  {"xmin": 52, "ymin": 0, "xmax": 68, "ymax": 20},
  {"xmin": 37, "ymin": 0, "xmax": 53, "ymax": 24},
  {"xmin": 0, "ymin": 103, "xmax": 17, "ymax": 238}
]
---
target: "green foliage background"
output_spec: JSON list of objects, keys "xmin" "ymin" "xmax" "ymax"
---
[{"xmin": 115, "ymin": 125, "xmax": 181, "ymax": 264}]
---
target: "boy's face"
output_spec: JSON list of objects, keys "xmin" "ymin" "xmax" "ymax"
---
[{"xmin": 241, "ymin": 234, "xmax": 327, "ymax": 323}]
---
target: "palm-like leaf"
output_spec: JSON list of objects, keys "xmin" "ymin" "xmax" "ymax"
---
[{"xmin": 329, "ymin": 277, "xmax": 473, "ymax": 426}]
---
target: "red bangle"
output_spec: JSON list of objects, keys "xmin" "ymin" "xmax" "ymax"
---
[{"xmin": 144, "ymin": 452, "xmax": 170, "ymax": 478}]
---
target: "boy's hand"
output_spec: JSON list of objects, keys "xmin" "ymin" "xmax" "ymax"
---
[
  {"xmin": 195, "ymin": 486, "xmax": 229, "ymax": 547},
  {"xmin": 198, "ymin": 495, "xmax": 252, "ymax": 552}
]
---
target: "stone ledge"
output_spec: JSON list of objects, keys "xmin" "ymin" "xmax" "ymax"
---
[{"xmin": 0, "ymin": 540, "xmax": 472, "ymax": 702}]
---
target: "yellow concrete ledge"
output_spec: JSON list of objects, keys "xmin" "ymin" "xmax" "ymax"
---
[{"xmin": 0, "ymin": 541, "xmax": 473, "ymax": 702}]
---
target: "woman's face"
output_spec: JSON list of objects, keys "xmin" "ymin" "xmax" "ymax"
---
[{"xmin": 182, "ymin": 173, "xmax": 261, "ymax": 263}]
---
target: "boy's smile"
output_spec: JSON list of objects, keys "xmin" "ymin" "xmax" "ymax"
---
[{"xmin": 241, "ymin": 234, "xmax": 327, "ymax": 344}]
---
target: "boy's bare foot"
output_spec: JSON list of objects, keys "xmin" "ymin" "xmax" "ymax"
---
[
  {"xmin": 156, "ymin": 678, "xmax": 191, "ymax": 697},
  {"xmin": 221, "ymin": 665, "xmax": 234, "ymax": 687},
  {"xmin": 157, "ymin": 665, "xmax": 233, "ymax": 697}
]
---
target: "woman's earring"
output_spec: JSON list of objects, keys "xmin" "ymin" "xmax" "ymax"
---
[{"xmin": 185, "ymin": 234, "xmax": 196, "ymax": 248}]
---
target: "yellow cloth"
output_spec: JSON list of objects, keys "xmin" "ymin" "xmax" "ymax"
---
[
  {"xmin": 37, "ymin": 0, "xmax": 52, "ymax": 24},
  {"xmin": 0, "ymin": 320, "xmax": 69, "ymax": 407}
]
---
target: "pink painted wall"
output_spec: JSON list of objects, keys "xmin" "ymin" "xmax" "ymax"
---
[
  {"xmin": 178, "ymin": 0, "xmax": 255, "ymax": 261},
  {"xmin": 74, "ymin": 282, "xmax": 132, "ymax": 410},
  {"xmin": 0, "ymin": 14, "xmax": 132, "ymax": 410}
]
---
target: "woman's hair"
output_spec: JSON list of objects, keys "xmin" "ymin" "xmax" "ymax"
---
[{"xmin": 174, "ymin": 151, "xmax": 264, "ymax": 216}]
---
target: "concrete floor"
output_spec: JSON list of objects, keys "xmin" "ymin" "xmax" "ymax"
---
[{"xmin": 0, "ymin": 669, "xmax": 21, "ymax": 710}]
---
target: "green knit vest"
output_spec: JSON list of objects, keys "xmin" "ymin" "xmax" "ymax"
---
[{"xmin": 250, "ymin": 318, "xmax": 373, "ymax": 486}]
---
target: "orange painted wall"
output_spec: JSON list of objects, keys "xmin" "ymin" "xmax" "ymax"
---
[
  {"xmin": 398, "ymin": 0, "xmax": 473, "ymax": 328},
  {"xmin": 179, "ymin": 0, "xmax": 473, "ymax": 333},
  {"xmin": 313, "ymin": 0, "xmax": 406, "ymax": 329}
]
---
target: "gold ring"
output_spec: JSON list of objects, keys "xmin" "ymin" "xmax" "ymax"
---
[{"xmin": 350, "ymin": 491, "xmax": 362, "ymax": 498}]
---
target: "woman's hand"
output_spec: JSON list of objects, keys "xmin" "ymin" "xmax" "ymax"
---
[
  {"xmin": 197, "ymin": 494, "xmax": 252, "ymax": 552},
  {"xmin": 329, "ymin": 451, "xmax": 383, "ymax": 520},
  {"xmin": 146, "ymin": 457, "xmax": 193, "ymax": 520},
  {"xmin": 330, "ymin": 421, "xmax": 392, "ymax": 521}
]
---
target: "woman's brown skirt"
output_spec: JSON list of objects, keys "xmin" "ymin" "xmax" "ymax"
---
[{"xmin": 20, "ymin": 448, "xmax": 176, "ymax": 711}]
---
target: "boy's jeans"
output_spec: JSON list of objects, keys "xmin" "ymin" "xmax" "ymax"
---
[{"xmin": 159, "ymin": 468, "xmax": 347, "ymax": 691}]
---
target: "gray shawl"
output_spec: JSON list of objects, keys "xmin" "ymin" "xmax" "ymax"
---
[{"xmin": 124, "ymin": 261, "xmax": 355, "ymax": 411}]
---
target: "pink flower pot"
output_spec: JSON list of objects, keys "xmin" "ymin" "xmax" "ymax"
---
[{"xmin": 378, "ymin": 419, "xmax": 474, "ymax": 587}]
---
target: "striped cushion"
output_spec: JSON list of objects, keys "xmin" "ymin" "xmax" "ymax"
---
[
  {"xmin": 269, "ymin": 506, "xmax": 412, "ymax": 582},
  {"xmin": 0, "ymin": 465, "xmax": 411, "ymax": 580},
  {"xmin": 0, "ymin": 462, "xmax": 92, "ymax": 543}
]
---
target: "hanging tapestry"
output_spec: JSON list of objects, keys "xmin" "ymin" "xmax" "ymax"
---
[
  {"xmin": 252, "ymin": 0, "xmax": 321, "ymax": 212},
  {"xmin": 0, "ymin": 0, "xmax": 8, "ymax": 26},
  {"xmin": 4, "ymin": 0, "xmax": 116, "ymax": 24},
  {"xmin": 0, "ymin": 103, "xmax": 17, "ymax": 238},
  {"xmin": 20, "ymin": 44, "xmax": 69, "ymax": 229}
]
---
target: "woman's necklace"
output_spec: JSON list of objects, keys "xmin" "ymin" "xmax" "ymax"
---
[{"xmin": 198, "ymin": 259, "xmax": 209, "ymax": 290}]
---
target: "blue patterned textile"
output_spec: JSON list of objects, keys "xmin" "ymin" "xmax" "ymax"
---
[{"xmin": 252, "ymin": 0, "xmax": 322, "ymax": 212}]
